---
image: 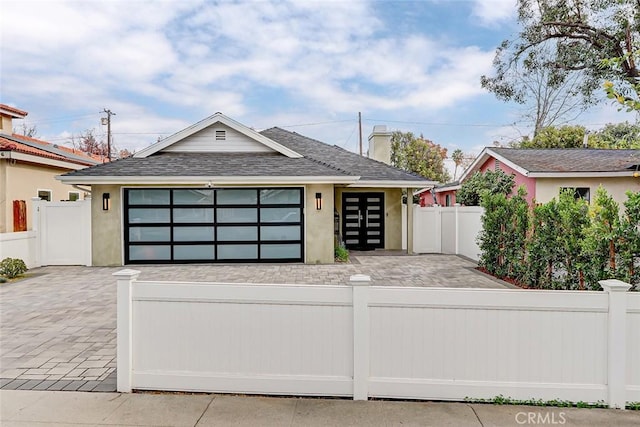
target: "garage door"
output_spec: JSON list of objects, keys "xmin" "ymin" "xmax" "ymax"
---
[{"xmin": 124, "ymin": 188, "xmax": 304, "ymax": 264}]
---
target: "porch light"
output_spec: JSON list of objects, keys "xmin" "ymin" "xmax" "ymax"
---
[
  {"xmin": 315, "ymin": 192, "xmax": 323, "ymax": 210},
  {"xmin": 102, "ymin": 193, "xmax": 110, "ymax": 211}
]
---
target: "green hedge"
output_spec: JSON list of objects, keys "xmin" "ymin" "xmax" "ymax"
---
[{"xmin": 478, "ymin": 187, "xmax": 639, "ymax": 290}]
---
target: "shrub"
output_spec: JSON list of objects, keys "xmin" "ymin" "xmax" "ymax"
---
[
  {"xmin": 334, "ymin": 244, "xmax": 349, "ymax": 262},
  {"xmin": 0, "ymin": 258, "xmax": 27, "ymax": 279}
]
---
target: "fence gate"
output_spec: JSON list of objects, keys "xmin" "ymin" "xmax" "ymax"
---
[
  {"xmin": 35, "ymin": 199, "xmax": 91, "ymax": 266},
  {"xmin": 412, "ymin": 206, "xmax": 441, "ymax": 253}
]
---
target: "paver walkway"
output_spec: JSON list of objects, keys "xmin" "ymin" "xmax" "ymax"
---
[{"xmin": 0, "ymin": 254, "xmax": 508, "ymax": 392}]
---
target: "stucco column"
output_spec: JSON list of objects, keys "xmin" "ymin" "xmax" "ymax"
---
[{"xmin": 406, "ymin": 188, "xmax": 414, "ymax": 254}]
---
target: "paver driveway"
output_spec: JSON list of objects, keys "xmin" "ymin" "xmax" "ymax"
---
[{"xmin": 0, "ymin": 254, "xmax": 508, "ymax": 392}]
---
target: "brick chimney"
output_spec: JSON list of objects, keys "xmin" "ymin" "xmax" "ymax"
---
[
  {"xmin": 0, "ymin": 104, "xmax": 28, "ymax": 135},
  {"xmin": 368, "ymin": 125, "xmax": 392, "ymax": 165}
]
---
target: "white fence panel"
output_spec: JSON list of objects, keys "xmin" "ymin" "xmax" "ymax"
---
[
  {"xmin": 628, "ymin": 293, "xmax": 640, "ymax": 402},
  {"xmin": 116, "ymin": 272, "xmax": 636, "ymax": 408},
  {"xmin": 367, "ymin": 288, "xmax": 609, "ymax": 403},
  {"xmin": 36, "ymin": 199, "xmax": 91, "ymax": 266},
  {"xmin": 0, "ymin": 231, "xmax": 38, "ymax": 267},
  {"xmin": 126, "ymin": 279, "xmax": 354, "ymax": 395},
  {"xmin": 440, "ymin": 208, "xmax": 456, "ymax": 254},
  {"xmin": 457, "ymin": 207, "xmax": 483, "ymax": 260},
  {"xmin": 413, "ymin": 206, "xmax": 440, "ymax": 253},
  {"xmin": 412, "ymin": 206, "xmax": 483, "ymax": 260}
]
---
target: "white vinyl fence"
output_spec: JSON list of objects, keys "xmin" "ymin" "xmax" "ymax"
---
[
  {"xmin": 116, "ymin": 271, "xmax": 639, "ymax": 408},
  {"xmin": 413, "ymin": 206, "xmax": 484, "ymax": 260},
  {"xmin": 0, "ymin": 197, "xmax": 91, "ymax": 267}
]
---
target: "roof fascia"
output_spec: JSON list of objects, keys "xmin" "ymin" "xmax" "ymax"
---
[
  {"xmin": 56, "ymin": 175, "xmax": 359, "ymax": 185},
  {"xmin": 530, "ymin": 171, "xmax": 636, "ymax": 178},
  {"xmin": 134, "ymin": 113, "xmax": 303, "ymax": 159},
  {"xmin": 347, "ymin": 180, "xmax": 437, "ymax": 188},
  {"xmin": 1, "ymin": 151, "xmax": 87, "ymax": 170}
]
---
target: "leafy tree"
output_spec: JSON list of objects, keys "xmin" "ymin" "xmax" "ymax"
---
[
  {"xmin": 457, "ymin": 169, "xmax": 515, "ymax": 206},
  {"xmin": 618, "ymin": 191, "xmax": 640, "ymax": 287},
  {"xmin": 483, "ymin": 0, "xmax": 640, "ymax": 109},
  {"xmin": 390, "ymin": 131, "xmax": 451, "ymax": 183},
  {"xmin": 514, "ymin": 125, "xmax": 587, "ymax": 148},
  {"xmin": 526, "ymin": 199, "xmax": 560, "ymax": 288},
  {"xmin": 592, "ymin": 121, "xmax": 640, "ymax": 148}
]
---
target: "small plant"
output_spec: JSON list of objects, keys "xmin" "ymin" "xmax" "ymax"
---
[
  {"xmin": 628, "ymin": 402, "xmax": 640, "ymax": 410},
  {"xmin": 0, "ymin": 257, "xmax": 27, "ymax": 279},
  {"xmin": 334, "ymin": 244, "xmax": 349, "ymax": 262},
  {"xmin": 464, "ymin": 395, "xmax": 608, "ymax": 409},
  {"xmin": 0, "ymin": 276, "xmax": 7, "ymax": 284}
]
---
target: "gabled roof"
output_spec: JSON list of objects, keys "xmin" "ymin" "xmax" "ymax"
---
[
  {"xmin": 460, "ymin": 147, "xmax": 640, "ymax": 180},
  {"xmin": 0, "ymin": 133, "xmax": 103, "ymax": 168},
  {"xmin": 59, "ymin": 115, "xmax": 435, "ymax": 187},
  {"xmin": 134, "ymin": 112, "xmax": 303, "ymax": 159}
]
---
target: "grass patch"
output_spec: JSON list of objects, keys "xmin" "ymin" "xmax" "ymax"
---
[{"xmin": 464, "ymin": 395, "xmax": 610, "ymax": 409}]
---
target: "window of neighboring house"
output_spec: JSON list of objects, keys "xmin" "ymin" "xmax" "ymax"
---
[
  {"xmin": 445, "ymin": 194, "xmax": 452, "ymax": 207},
  {"xmin": 37, "ymin": 189, "xmax": 52, "ymax": 201},
  {"xmin": 560, "ymin": 187, "xmax": 590, "ymax": 202},
  {"xmin": 68, "ymin": 191, "xmax": 80, "ymax": 201}
]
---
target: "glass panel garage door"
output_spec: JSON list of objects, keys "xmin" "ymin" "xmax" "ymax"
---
[{"xmin": 124, "ymin": 188, "xmax": 304, "ymax": 264}]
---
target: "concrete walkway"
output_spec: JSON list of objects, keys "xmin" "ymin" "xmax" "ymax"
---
[
  {"xmin": 2, "ymin": 390, "xmax": 639, "ymax": 426},
  {"xmin": 0, "ymin": 255, "xmax": 507, "ymax": 392}
]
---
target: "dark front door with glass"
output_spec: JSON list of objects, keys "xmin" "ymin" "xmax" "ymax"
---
[
  {"xmin": 341, "ymin": 192, "xmax": 384, "ymax": 250},
  {"xmin": 124, "ymin": 187, "xmax": 304, "ymax": 263}
]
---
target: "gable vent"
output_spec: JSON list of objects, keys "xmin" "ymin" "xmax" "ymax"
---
[
  {"xmin": 215, "ymin": 130, "xmax": 226, "ymax": 141},
  {"xmin": 495, "ymin": 159, "xmax": 501, "ymax": 170}
]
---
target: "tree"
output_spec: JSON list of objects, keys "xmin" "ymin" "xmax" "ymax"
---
[
  {"xmin": 483, "ymin": 0, "xmax": 640, "ymax": 110},
  {"xmin": 13, "ymin": 122, "xmax": 38, "ymax": 138},
  {"xmin": 456, "ymin": 169, "xmax": 516, "ymax": 206},
  {"xmin": 482, "ymin": 43, "xmax": 585, "ymax": 135},
  {"xmin": 514, "ymin": 124, "xmax": 587, "ymax": 148},
  {"xmin": 592, "ymin": 121, "xmax": 640, "ymax": 148},
  {"xmin": 390, "ymin": 131, "xmax": 451, "ymax": 183},
  {"xmin": 451, "ymin": 149, "xmax": 464, "ymax": 180},
  {"xmin": 72, "ymin": 129, "xmax": 109, "ymax": 157}
]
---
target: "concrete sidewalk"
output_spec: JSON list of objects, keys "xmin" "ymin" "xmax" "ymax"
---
[{"xmin": 2, "ymin": 390, "xmax": 639, "ymax": 427}]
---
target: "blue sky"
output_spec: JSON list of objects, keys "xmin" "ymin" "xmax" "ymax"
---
[{"xmin": 1, "ymin": 0, "xmax": 635, "ymax": 174}]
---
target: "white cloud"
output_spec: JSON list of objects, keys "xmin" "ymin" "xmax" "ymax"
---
[{"xmin": 470, "ymin": 0, "xmax": 517, "ymax": 26}]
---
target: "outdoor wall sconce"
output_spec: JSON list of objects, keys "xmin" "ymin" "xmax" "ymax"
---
[
  {"xmin": 315, "ymin": 192, "xmax": 323, "ymax": 210},
  {"xmin": 102, "ymin": 193, "xmax": 110, "ymax": 211}
]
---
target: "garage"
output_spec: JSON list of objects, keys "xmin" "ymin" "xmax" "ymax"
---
[{"xmin": 124, "ymin": 187, "xmax": 304, "ymax": 264}]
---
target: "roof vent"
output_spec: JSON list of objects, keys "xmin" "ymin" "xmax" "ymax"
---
[
  {"xmin": 215, "ymin": 130, "xmax": 226, "ymax": 141},
  {"xmin": 53, "ymin": 144, "xmax": 59, "ymax": 148}
]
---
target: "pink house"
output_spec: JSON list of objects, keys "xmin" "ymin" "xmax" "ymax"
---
[{"xmin": 418, "ymin": 147, "xmax": 640, "ymax": 206}]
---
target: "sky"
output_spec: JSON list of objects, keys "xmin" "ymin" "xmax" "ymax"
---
[{"xmin": 1, "ymin": 0, "xmax": 636, "ymax": 175}]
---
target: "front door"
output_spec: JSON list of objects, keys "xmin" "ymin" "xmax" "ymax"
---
[{"xmin": 341, "ymin": 192, "xmax": 385, "ymax": 250}]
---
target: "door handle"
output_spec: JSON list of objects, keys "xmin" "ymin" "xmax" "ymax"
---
[
  {"xmin": 365, "ymin": 210, "xmax": 369, "ymax": 227},
  {"xmin": 358, "ymin": 210, "xmax": 362, "ymax": 228}
]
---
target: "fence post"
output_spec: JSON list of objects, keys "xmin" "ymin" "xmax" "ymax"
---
[
  {"xmin": 454, "ymin": 205, "xmax": 459, "ymax": 255},
  {"xmin": 30, "ymin": 197, "xmax": 42, "ymax": 267},
  {"xmin": 599, "ymin": 279, "xmax": 632, "ymax": 409},
  {"xmin": 351, "ymin": 274, "xmax": 371, "ymax": 400},
  {"xmin": 114, "ymin": 269, "xmax": 141, "ymax": 393}
]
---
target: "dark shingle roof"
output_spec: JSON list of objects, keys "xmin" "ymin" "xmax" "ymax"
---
[
  {"xmin": 491, "ymin": 148, "xmax": 640, "ymax": 173},
  {"xmin": 260, "ymin": 127, "xmax": 426, "ymax": 181},
  {"xmin": 64, "ymin": 152, "xmax": 350, "ymax": 177},
  {"xmin": 63, "ymin": 126, "xmax": 431, "ymax": 183}
]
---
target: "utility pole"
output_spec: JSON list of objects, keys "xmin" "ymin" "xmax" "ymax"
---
[
  {"xmin": 102, "ymin": 108, "xmax": 115, "ymax": 161},
  {"xmin": 358, "ymin": 112, "xmax": 363, "ymax": 156}
]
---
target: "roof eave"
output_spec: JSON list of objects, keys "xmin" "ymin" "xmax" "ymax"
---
[
  {"xmin": 348, "ymin": 180, "xmax": 437, "ymax": 188},
  {"xmin": 530, "ymin": 171, "xmax": 637, "ymax": 178},
  {"xmin": 56, "ymin": 175, "xmax": 360, "ymax": 185}
]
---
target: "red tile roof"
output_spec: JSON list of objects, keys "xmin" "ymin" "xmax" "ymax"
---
[
  {"xmin": 0, "ymin": 133, "xmax": 105, "ymax": 166},
  {"xmin": 0, "ymin": 104, "xmax": 28, "ymax": 118}
]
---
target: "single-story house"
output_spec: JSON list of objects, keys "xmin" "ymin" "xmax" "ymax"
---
[
  {"xmin": 418, "ymin": 147, "xmax": 640, "ymax": 206},
  {"xmin": 0, "ymin": 104, "xmax": 103, "ymax": 232},
  {"xmin": 58, "ymin": 113, "xmax": 434, "ymax": 265}
]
